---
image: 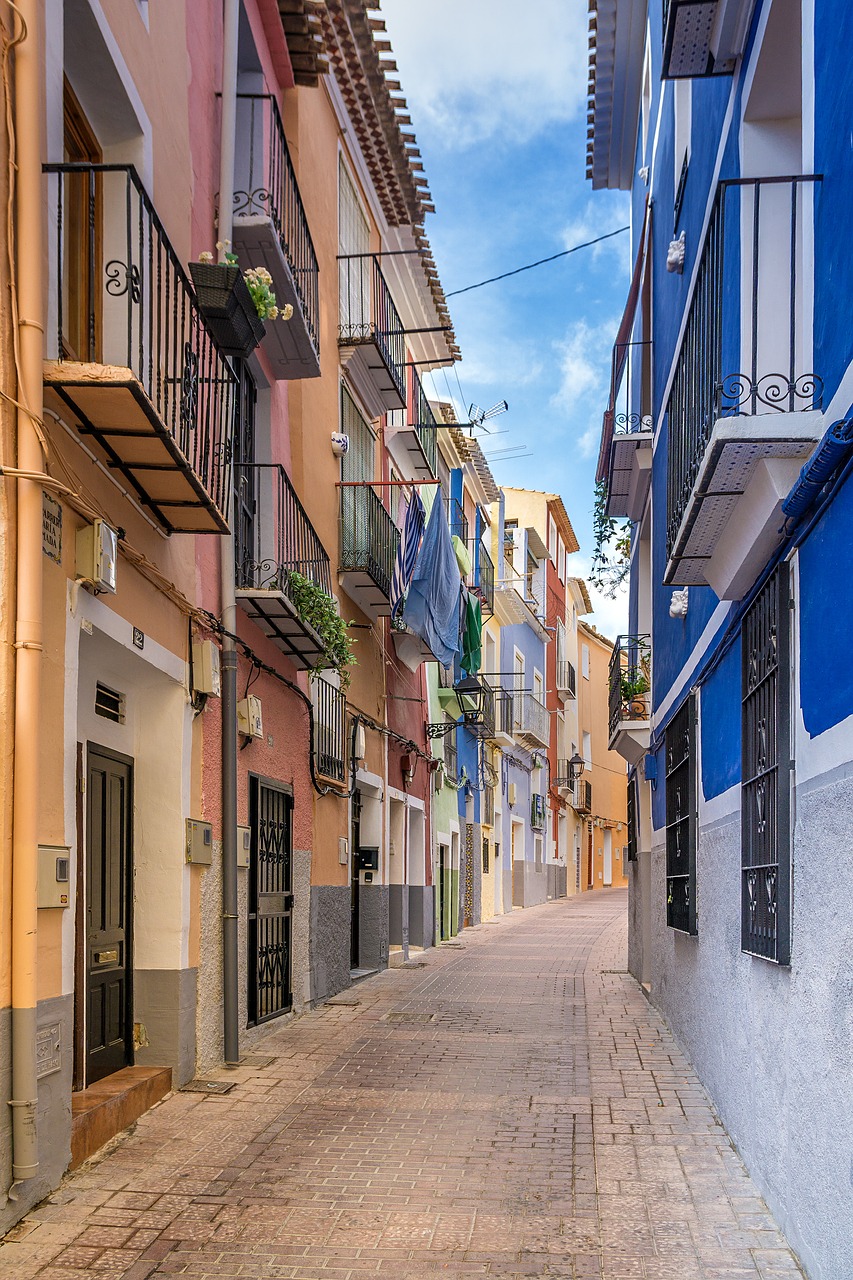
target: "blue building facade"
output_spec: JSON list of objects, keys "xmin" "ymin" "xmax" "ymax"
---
[{"xmin": 590, "ymin": 2, "xmax": 853, "ymax": 1275}]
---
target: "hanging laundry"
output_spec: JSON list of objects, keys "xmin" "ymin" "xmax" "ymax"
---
[
  {"xmin": 460, "ymin": 588, "xmax": 482, "ymax": 675},
  {"xmin": 402, "ymin": 492, "xmax": 462, "ymax": 666},
  {"xmin": 451, "ymin": 534, "xmax": 472, "ymax": 577},
  {"xmin": 389, "ymin": 487, "xmax": 426, "ymax": 620}
]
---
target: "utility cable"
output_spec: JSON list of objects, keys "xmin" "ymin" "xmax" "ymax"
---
[{"xmin": 445, "ymin": 226, "xmax": 630, "ymax": 298}]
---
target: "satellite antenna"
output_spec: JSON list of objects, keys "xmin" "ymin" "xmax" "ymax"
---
[{"xmin": 467, "ymin": 400, "xmax": 509, "ymax": 433}]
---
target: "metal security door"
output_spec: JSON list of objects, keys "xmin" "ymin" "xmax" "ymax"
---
[
  {"xmin": 350, "ymin": 789, "xmax": 362, "ymax": 967},
  {"xmin": 248, "ymin": 779, "xmax": 293, "ymax": 1023},
  {"xmin": 86, "ymin": 746, "xmax": 133, "ymax": 1084}
]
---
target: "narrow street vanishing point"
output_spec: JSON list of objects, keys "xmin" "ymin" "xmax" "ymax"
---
[{"xmin": 0, "ymin": 892, "xmax": 804, "ymax": 1280}]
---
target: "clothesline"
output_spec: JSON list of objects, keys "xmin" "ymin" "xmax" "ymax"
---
[{"xmin": 335, "ymin": 479, "xmax": 442, "ymax": 487}]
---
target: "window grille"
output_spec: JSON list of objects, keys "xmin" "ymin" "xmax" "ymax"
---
[
  {"xmin": 95, "ymin": 682, "xmax": 125, "ymax": 723},
  {"xmin": 665, "ymin": 694, "xmax": 697, "ymax": 933},
  {"xmin": 627, "ymin": 776, "xmax": 638, "ymax": 862},
  {"xmin": 482, "ymin": 837, "xmax": 490, "ymax": 874},
  {"xmin": 741, "ymin": 563, "xmax": 791, "ymax": 963}
]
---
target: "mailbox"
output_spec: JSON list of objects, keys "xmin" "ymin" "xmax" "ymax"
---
[{"xmin": 358, "ymin": 846, "xmax": 379, "ymax": 872}]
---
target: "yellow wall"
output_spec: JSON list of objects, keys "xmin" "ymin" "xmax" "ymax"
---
[{"xmin": 579, "ymin": 624, "xmax": 628, "ymax": 889}]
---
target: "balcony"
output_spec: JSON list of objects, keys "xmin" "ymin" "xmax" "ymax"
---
[
  {"xmin": 493, "ymin": 687, "xmax": 516, "ymax": 748},
  {"xmin": 662, "ymin": 0, "xmax": 754, "ymax": 80},
  {"xmin": 443, "ymin": 732, "xmax": 458, "ymax": 785},
  {"xmin": 338, "ymin": 482, "xmax": 400, "ymax": 619},
  {"xmin": 460, "ymin": 675, "xmax": 496, "ymax": 742},
  {"xmin": 231, "ymin": 95, "xmax": 320, "ymax": 380},
  {"xmin": 386, "ymin": 367, "xmax": 438, "ymax": 482},
  {"xmin": 530, "ymin": 794, "xmax": 547, "ymax": 831},
  {"xmin": 513, "ymin": 693, "xmax": 550, "ymax": 751},
  {"xmin": 338, "ymin": 254, "xmax": 406, "ymax": 417},
  {"xmin": 235, "ymin": 464, "xmax": 334, "ymax": 671},
  {"xmin": 448, "ymin": 498, "xmax": 468, "ymax": 543},
  {"xmin": 574, "ymin": 779, "xmax": 593, "ymax": 816},
  {"xmin": 556, "ymin": 660, "xmax": 576, "ymax": 700},
  {"xmin": 312, "ymin": 677, "xmax": 347, "ymax": 783},
  {"xmin": 470, "ymin": 543, "xmax": 495, "ymax": 618},
  {"xmin": 553, "ymin": 760, "xmax": 575, "ymax": 795},
  {"xmin": 608, "ymin": 634, "xmax": 651, "ymax": 766},
  {"xmin": 605, "ymin": 413, "xmax": 654, "ymax": 520},
  {"xmin": 666, "ymin": 176, "xmax": 823, "ymax": 596},
  {"xmin": 43, "ymin": 164, "xmax": 236, "ymax": 533}
]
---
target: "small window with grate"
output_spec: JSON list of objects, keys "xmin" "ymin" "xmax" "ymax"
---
[
  {"xmin": 95, "ymin": 682, "xmax": 125, "ymax": 724},
  {"xmin": 627, "ymin": 776, "xmax": 638, "ymax": 863},
  {"xmin": 482, "ymin": 836, "xmax": 489, "ymax": 874},
  {"xmin": 741, "ymin": 563, "xmax": 791, "ymax": 964},
  {"xmin": 665, "ymin": 694, "xmax": 697, "ymax": 934}
]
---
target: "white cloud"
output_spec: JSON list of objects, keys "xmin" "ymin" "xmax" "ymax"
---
[
  {"xmin": 380, "ymin": 0, "xmax": 588, "ymax": 149},
  {"xmin": 562, "ymin": 197, "xmax": 632, "ymax": 270},
  {"xmin": 549, "ymin": 317, "xmax": 618, "ymax": 457}
]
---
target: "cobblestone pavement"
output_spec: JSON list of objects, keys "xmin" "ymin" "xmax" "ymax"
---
[{"xmin": 1, "ymin": 890, "xmax": 805, "ymax": 1280}]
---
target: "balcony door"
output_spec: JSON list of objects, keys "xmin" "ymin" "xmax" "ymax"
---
[
  {"xmin": 338, "ymin": 160, "xmax": 370, "ymax": 333},
  {"xmin": 233, "ymin": 367, "xmax": 257, "ymax": 586},
  {"xmin": 62, "ymin": 78, "xmax": 102, "ymax": 361}
]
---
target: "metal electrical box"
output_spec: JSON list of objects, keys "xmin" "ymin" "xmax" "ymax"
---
[
  {"xmin": 38, "ymin": 845, "xmax": 71, "ymax": 908},
  {"xmin": 76, "ymin": 520, "xmax": 118, "ymax": 593},
  {"xmin": 186, "ymin": 819, "xmax": 213, "ymax": 865},
  {"xmin": 237, "ymin": 825, "xmax": 251, "ymax": 868},
  {"xmin": 192, "ymin": 640, "xmax": 221, "ymax": 697},
  {"xmin": 237, "ymin": 695, "xmax": 264, "ymax": 739},
  {"xmin": 358, "ymin": 846, "xmax": 379, "ymax": 872}
]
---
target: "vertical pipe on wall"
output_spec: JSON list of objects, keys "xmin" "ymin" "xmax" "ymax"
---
[
  {"xmin": 218, "ymin": 0, "xmax": 240, "ymax": 1067},
  {"xmin": 9, "ymin": 0, "xmax": 44, "ymax": 1186}
]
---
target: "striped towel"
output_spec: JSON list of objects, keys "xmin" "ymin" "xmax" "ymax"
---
[{"xmin": 390, "ymin": 488, "xmax": 426, "ymax": 620}]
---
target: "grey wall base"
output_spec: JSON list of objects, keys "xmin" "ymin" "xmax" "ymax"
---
[
  {"xmin": 547, "ymin": 865, "xmax": 567, "ymax": 899},
  {"xmin": 513, "ymin": 862, "xmax": 548, "ymax": 908},
  {"xmin": 389, "ymin": 882, "xmax": 409, "ymax": 954},
  {"xmin": 0, "ymin": 994, "xmax": 74, "ymax": 1236},
  {"xmin": 357, "ymin": 884, "xmax": 389, "ymax": 972},
  {"xmin": 408, "ymin": 886, "xmax": 434, "ymax": 950},
  {"xmin": 309, "ymin": 885, "xmax": 352, "ymax": 1003},
  {"xmin": 134, "ymin": 968, "xmax": 197, "ymax": 1087},
  {"xmin": 639, "ymin": 772, "xmax": 853, "ymax": 1280}
]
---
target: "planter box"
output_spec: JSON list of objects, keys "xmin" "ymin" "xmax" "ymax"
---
[{"xmin": 188, "ymin": 261, "xmax": 265, "ymax": 359}]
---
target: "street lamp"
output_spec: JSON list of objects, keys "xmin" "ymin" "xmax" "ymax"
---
[{"xmin": 568, "ymin": 752, "xmax": 585, "ymax": 784}]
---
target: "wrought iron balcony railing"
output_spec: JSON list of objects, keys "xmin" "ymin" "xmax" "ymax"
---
[
  {"xmin": 575, "ymin": 779, "xmax": 593, "ymax": 815},
  {"xmin": 232, "ymin": 94, "xmax": 320, "ymax": 370},
  {"xmin": 557, "ymin": 660, "xmax": 576, "ymax": 699},
  {"xmin": 554, "ymin": 760, "xmax": 575, "ymax": 788},
  {"xmin": 514, "ymin": 692, "xmax": 550, "ymax": 750},
  {"xmin": 236, "ymin": 464, "xmax": 331, "ymax": 596},
  {"xmin": 495, "ymin": 687, "xmax": 515, "ymax": 738},
  {"xmin": 234, "ymin": 463, "xmax": 334, "ymax": 669},
  {"xmin": 461, "ymin": 674, "xmax": 496, "ymax": 741},
  {"xmin": 385, "ymin": 365, "xmax": 438, "ymax": 481},
  {"xmin": 448, "ymin": 498, "xmax": 468, "ymax": 544},
  {"xmin": 667, "ymin": 175, "xmax": 822, "ymax": 559},
  {"xmin": 338, "ymin": 253, "xmax": 406, "ymax": 408},
  {"xmin": 312, "ymin": 677, "xmax": 347, "ymax": 783},
  {"xmin": 339, "ymin": 482, "xmax": 400, "ymax": 601},
  {"xmin": 410, "ymin": 367, "xmax": 438, "ymax": 475},
  {"xmin": 471, "ymin": 543, "xmax": 495, "ymax": 617},
  {"xmin": 608, "ymin": 634, "xmax": 652, "ymax": 739},
  {"xmin": 44, "ymin": 163, "xmax": 236, "ymax": 532}
]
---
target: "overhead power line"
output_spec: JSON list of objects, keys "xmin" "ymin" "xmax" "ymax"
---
[{"xmin": 445, "ymin": 225, "xmax": 630, "ymax": 298}]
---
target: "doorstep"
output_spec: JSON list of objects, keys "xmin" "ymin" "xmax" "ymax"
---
[{"xmin": 70, "ymin": 1065, "xmax": 172, "ymax": 1170}]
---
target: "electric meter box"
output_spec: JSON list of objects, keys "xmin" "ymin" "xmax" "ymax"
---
[
  {"xmin": 237, "ymin": 825, "xmax": 251, "ymax": 868},
  {"xmin": 237, "ymin": 695, "xmax": 264, "ymax": 739},
  {"xmin": 192, "ymin": 640, "xmax": 221, "ymax": 697},
  {"xmin": 38, "ymin": 845, "xmax": 71, "ymax": 908},
  {"xmin": 76, "ymin": 520, "xmax": 118, "ymax": 593},
  {"xmin": 186, "ymin": 818, "xmax": 213, "ymax": 865}
]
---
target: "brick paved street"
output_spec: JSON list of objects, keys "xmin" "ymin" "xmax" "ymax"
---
[{"xmin": 0, "ymin": 891, "xmax": 804, "ymax": 1280}]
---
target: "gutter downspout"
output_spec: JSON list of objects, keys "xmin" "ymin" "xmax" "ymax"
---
[
  {"xmin": 10, "ymin": 0, "xmax": 44, "ymax": 1188},
  {"xmin": 218, "ymin": 0, "xmax": 240, "ymax": 1067}
]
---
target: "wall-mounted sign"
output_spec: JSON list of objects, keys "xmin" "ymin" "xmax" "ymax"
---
[
  {"xmin": 42, "ymin": 491, "xmax": 62, "ymax": 564},
  {"xmin": 36, "ymin": 1023, "xmax": 61, "ymax": 1079},
  {"xmin": 132, "ymin": 627, "xmax": 145, "ymax": 650}
]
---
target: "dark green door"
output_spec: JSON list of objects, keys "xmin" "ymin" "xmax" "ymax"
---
[
  {"xmin": 248, "ymin": 778, "xmax": 293, "ymax": 1023},
  {"xmin": 86, "ymin": 745, "xmax": 133, "ymax": 1084}
]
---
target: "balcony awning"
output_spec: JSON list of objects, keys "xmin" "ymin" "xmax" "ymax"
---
[{"xmin": 596, "ymin": 202, "xmax": 651, "ymax": 486}]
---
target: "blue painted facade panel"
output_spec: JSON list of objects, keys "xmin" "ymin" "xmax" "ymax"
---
[{"xmin": 699, "ymin": 639, "xmax": 741, "ymax": 800}]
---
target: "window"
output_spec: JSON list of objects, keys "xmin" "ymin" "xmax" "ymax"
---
[
  {"xmin": 665, "ymin": 695, "xmax": 697, "ymax": 934},
  {"xmin": 741, "ymin": 564, "xmax": 791, "ymax": 964},
  {"xmin": 581, "ymin": 643, "xmax": 590, "ymax": 679},
  {"xmin": 673, "ymin": 79, "xmax": 691, "ymax": 229},
  {"xmin": 582, "ymin": 731, "xmax": 591, "ymax": 768},
  {"xmin": 558, "ymin": 540, "xmax": 565, "ymax": 582},
  {"xmin": 338, "ymin": 158, "xmax": 370, "ymax": 332},
  {"xmin": 341, "ymin": 384, "xmax": 375, "ymax": 483},
  {"xmin": 534, "ymin": 836, "xmax": 543, "ymax": 870},
  {"xmin": 627, "ymin": 777, "xmax": 638, "ymax": 863},
  {"xmin": 548, "ymin": 516, "xmax": 557, "ymax": 563},
  {"xmin": 641, "ymin": 38, "xmax": 652, "ymax": 160},
  {"xmin": 482, "ymin": 836, "xmax": 490, "ymax": 874}
]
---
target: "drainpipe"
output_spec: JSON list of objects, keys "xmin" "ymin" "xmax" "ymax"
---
[
  {"xmin": 9, "ymin": 0, "xmax": 44, "ymax": 1187},
  {"xmin": 218, "ymin": 0, "xmax": 240, "ymax": 1067}
]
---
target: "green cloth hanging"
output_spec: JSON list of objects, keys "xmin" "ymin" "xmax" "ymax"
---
[{"xmin": 461, "ymin": 591, "xmax": 482, "ymax": 675}]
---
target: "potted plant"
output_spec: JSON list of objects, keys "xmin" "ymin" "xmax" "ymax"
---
[
  {"xmin": 189, "ymin": 244, "xmax": 292, "ymax": 360},
  {"xmin": 283, "ymin": 570, "xmax": 356, "ymax": 686}
]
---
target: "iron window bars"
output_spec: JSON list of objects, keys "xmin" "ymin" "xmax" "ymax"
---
[
  {"xmin": 665, "ymin": 694, "xmax": 697, "ymax": 934},
  {"xmin": 666, "ymin": 175, "xmax": 822, "ymax": 559},
  {"xmin": 44, "ymin": 162, "xmax": 237, "ymax": 527},
  {"xmin": 312, "ymin": 677, "xmax": 347, "ymax": 783},
  {"xmin": 248, "ymin": 777, "xmax": 293, "ymax": 1024},
  {"xmin": 233, "ymin": 94, "xmax": 320, "ymax": 355},
  {"xmin": 741, "ymin": 563, "xmax": 791, "ymax": 964}
]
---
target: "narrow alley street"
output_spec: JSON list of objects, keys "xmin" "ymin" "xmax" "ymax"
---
[{"xmin": 1, "ymin": 893, "xmax": 803, "ymax": 1280}]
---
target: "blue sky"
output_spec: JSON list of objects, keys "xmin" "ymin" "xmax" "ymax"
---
[{"xmin": 382, "ymin": 0, "xmax": 631, "ymax": 637}]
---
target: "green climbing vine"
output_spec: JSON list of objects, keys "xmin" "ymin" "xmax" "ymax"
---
[
  {"xmin": 284, "ymin": 571, "xmax": 357, "ymax": 686},
  {"xmin": 589, "ymin": 479, "xmax": 631, "ymax": 598}
]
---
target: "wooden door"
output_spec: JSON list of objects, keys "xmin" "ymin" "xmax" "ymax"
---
[
  {"xmin": 63, "ymin": 78, "xmax": 102, "ymax": 361},
  {"xmin": 86, "ymin": 746, "xmax": 133, "ymax": 1084}
]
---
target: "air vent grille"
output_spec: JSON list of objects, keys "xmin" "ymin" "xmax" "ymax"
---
[{"xmin": 95, "ymin": 683, "xmax": 125, "ymax": 723}]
